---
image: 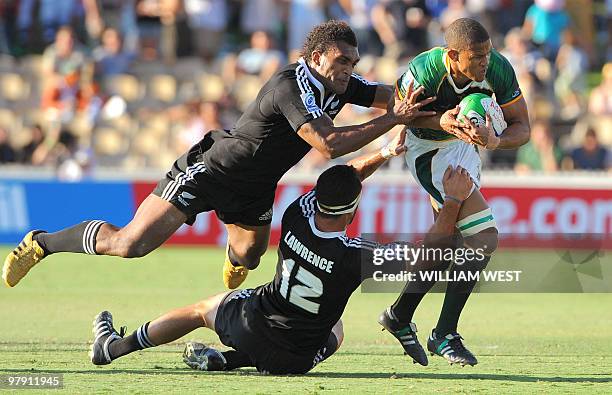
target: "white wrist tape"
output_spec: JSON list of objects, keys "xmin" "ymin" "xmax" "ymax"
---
[{"xmin": 381, "ymin": 145, "xmax": 394, "ymax": 159}]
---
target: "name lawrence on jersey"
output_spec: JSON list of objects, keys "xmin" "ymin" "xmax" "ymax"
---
[{"xmin": 284, "ymin": 230, "xmax": 335, "ymax": 274}]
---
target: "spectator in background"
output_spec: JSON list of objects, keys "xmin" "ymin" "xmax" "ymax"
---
[
  {"xmin": 184, "ymin": 0, "xmax": 228, "ymax": 63},
  {"xmin": 515, "ymin": 120, "xmax": 563, "ymax": 173},
  {"xmin": 502, "ymin": 27, "xmax": 543, "ymax": 80},
  {"xmin": 174, "ymin": 100, "xmax": 222, "ymax": 155},
  {"xmin": 83, "ymin": 0, "xmax": 139, "ymax": 52},
  {"xmin": 426, "ymin": 0, "xmax": 470, "ymax": 47},
  {"xmin": 566, "ymin": 128, "xmax": 610, "ymax": 171},
  {"xmin": 439, "ymin": 0, "xmax": 471, "ymax": 31},
  {"xmin": 554, "ymin": 30, "xmax": 588, "ymax": 120},
  {"xmin": 371, "ymin": 0, "xmax": 431, "ymax": 60},
  {"xmin": 522, "ymin": 0, "xmax": 570, "ymax": 61},
  {"xmin": 337, "ymin": 0, "xmax": 383, "ymax": 56},
  {"xmin": 467, "ymin": 0, "xmax": 529, "ymax": 38},
  {"xmin": 465, "ymin": 0, "xmax": 503, "ymax": 42},
  {"xmin": 20, "ymin": 125, "xmax": 46, "ymax": 164},
  {"xmin": 235, "ymin": 30, "xmax": 284, "ymax": 82},
  {"xmin": 0, "ymin": 127, "xmax": 16, "ymax": 163},
  {"xmin": 287, "ymin": 0, "xmax": 326, "ymax": 61},
  {"xmin": 18, "ymin": 0, "xmax": 83, "ymax": 45},
  {"xmin": 240, "ymin": 0, "xmax": 282, "ymax": 42},
  {"xmin": 93, "ymin": 28, "xmax": 137, "ymax": 78},
  {"xmin": 136, "ymin": 0, "xmax": 181, "ymax": 62},
  {"xmin": 589, "ymin": 62, "xmax": 612, "ymax": 117},
  {"xmin": 42, "ymin": 26, "xmax": 86, "ymax": 81},
  {"xmin": 41, "ymin": 26, "xmax": 87, "ymax": 124}
]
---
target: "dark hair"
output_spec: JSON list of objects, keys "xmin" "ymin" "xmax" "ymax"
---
[
  {"xmin": 445, "ymin": 18, "xmax": 489, "ymax": 50},
  {"xmin": 315, "ymin": 165, "xmax": 362, "ymax": 218},
  {"xmin": 301, "ymin": 20, "xmax": 357, "ymax": 62},
  {"xmin": 585, "ymin": 127, "xmax": 598, "ymax": 138}
]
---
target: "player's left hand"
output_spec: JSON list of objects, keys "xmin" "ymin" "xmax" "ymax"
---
[{"xmin": 461, "ymin": 113, "xmax": 500, "ymax": 149}]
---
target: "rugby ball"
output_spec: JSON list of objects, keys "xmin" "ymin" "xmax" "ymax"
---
[{"xmin": 458, "ymin": 93, "xmax": 507, "ymax": 136}]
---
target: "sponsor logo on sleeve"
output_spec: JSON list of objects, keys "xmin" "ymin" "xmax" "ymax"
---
[{"xmin": 301, "ymin": 92, "xmax": 321, "ymax": 114}]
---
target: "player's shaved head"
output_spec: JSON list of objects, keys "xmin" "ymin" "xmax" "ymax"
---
[
  {"xmin": 315, "ymin": 165, "xmax": 362, "ymax": 218},
  {"xmin": 445, "ymin": 18, "xmax": 490, "ymax": 50},
  {"xmin": 302, "ymin": 20, "xmax": 358, "ymax": 61}
]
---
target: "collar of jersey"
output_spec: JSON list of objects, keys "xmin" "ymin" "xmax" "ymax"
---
[
  {"xmin": 297, "ymin": 57, "xmax": 338, "ymax": 111},
  {"xmin": 308, "ymin": 215, "xmax": 346, "ymax": 239},
  {"xmin": 442, "ymin": 49, "xmax": 492, "ymax": 94}
]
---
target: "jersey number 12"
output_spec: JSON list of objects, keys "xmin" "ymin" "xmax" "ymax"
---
[{"xmin": 279, "ymin": 259, "xmax": 323, "ymax": 314}]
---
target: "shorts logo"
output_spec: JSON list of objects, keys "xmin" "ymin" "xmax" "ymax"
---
[
  {"xmin": 512, "ymin": 89, "xmax": 521, "ymax": 99},
  {"xmin": 301, "ymin": 92, "xmax": 320, "ymax": 114},
  {"xmin": 177, "ymin": 191, "xmax": 196, "ymax": 207},
  {"xmin": 312, "ymin": 346, "xmax": 327, "ymax": 368},
  {"xmin": 258, "ymin": 208, "xmax": 273, "ymax": 221}
]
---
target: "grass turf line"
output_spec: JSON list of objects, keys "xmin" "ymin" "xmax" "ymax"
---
[{"xmin": 0, "ymin": 246, "xmax": 611, "ymax": 394}]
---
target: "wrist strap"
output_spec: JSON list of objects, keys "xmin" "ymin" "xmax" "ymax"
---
[
  {"xmin": 444, "ymin": 195, "xmax": 462, "ymax": 205},
  {"xmin": 380, "ymin": 145, "xmax": 394, "ymax": 159}
]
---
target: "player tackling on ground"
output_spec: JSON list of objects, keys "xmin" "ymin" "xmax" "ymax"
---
[
  {"xmin": 378, "ymin": 18, "xmax": 531, "ymax": 367},
  {"xmin": 3, "ymin": 20, "xmax": 435, "ymax": 290},
  {"xmin": 89, "ymin": 132, "xmax": 474, "ymax": 374}
]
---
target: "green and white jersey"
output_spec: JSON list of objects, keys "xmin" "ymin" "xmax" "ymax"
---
[{"xmin": 396, "ymin": 47, "xmax": 522, "ymax": 140}]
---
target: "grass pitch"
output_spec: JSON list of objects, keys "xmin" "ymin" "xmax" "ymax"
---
[{"xmin": 1, "ymin": 246, "xmax": 611, "ymax": 394}]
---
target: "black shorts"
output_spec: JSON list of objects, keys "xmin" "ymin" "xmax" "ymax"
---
[
  {"xmin": 152, "ymin": 135, "xmax": 274, "ymax": 226},
  {"xmin": 215, "ymin": 289, "xmax": 336, "ymax": 375}
]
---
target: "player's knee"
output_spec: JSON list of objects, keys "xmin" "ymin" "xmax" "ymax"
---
[
  {"xmin": 332, "ymin": 320, "xmax": 344, "ymax": 349},
  {"xmin": 457, "ymin": 208, "xmax": 498, "ymax": 256},
  {"xmin": 464, "ymin": 227, "xmax": 498, "ymax": 257},
  {"xmin": 231, "ymin": 251, "xmax": 261, "ymax": 270},
  {"xmin": 460, "ymin": 228, "xmax": 497, "ymax": 272},
  {"xmin": 230, "ymin": 242, "xmax": 267, "ymax": 270},
  {"xmin": 192, "ymin": 300, "xmax": 210, "ymax": 327}
]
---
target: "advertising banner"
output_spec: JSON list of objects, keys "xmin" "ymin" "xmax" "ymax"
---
[{"xmin": 1, "ymin": 179, "xmax": 611, "ymax": 248}]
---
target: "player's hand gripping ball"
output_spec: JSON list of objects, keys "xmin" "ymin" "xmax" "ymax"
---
[{"xmin": 458, "ymin": 93, "xmax": 507, "ymax": 136}]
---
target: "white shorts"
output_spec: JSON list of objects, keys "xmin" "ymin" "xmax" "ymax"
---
[{"xmin": 405, "ymin": 132, "xmax": 481, "ymax": 209}]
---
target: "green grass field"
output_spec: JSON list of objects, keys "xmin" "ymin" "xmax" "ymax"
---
[{"xmin": 1, "ymin": 246, "xmax": 611, "ymax": 394}]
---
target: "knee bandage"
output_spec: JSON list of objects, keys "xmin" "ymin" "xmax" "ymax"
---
[{"xmin": 456, "ymin": 208, "xmax": 497, "ymax": 237}]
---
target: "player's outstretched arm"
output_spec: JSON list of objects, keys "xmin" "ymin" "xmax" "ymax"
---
[
  {"xmin": 371, "ymin": 84, "xmax": 395, "ymax": 110},
  {"xmin": 425, "ymin": 166, "xmax": 473, "ymax": 240},
  {"xmin": 347, "ymin": 128, "xmax": 407, "ymax": 181},
  {"xmin": 297, "ymin": 83, "xmax": 435, "ymax": 159}
]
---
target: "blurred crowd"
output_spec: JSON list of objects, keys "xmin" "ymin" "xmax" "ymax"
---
[{"xmin": 0, "ymin": 0, "xmax": 611, "ymax": 180}]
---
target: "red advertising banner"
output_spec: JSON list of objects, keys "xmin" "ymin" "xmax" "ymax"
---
[{"xmin": 132, "ymin": 182, "xmax": 612, "ymax": 248}]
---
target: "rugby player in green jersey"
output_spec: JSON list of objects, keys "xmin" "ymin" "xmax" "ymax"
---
[{"xmin": 378, "ymin": 18, "xmax": 531, "ymax": 367}]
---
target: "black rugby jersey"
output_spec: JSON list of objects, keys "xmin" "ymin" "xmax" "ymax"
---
[
  {"xmin": 201, "ymin": 58, "xmax": 378, "ymax": 197},
  {"xmin": 248, "ymin": 190, "xmax": 381, "ymax": 353}
]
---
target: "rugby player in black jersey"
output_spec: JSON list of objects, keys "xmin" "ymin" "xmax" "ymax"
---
[
  {"xmin": 88, "ymin": 130, "xmax": 473, "ymax": 375},
  {"xmin": 3, "ymin": 20, "xmax": 436, "ymax": 290}
]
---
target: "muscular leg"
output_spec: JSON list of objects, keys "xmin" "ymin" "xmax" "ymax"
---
[
  {"xmin": 435, "ymin": 189, "xmax": 498, "ymax": 335},
  {"xmin": 225, "ymin": 223, "xmax": 271, "ymax": 270},
  {"xmin": 109, "ymin": 291, "xmax": 230, "ymax": 360},
  {"xmin": 388, "ymin": 201, "xmax": 455, "ymax": 324},
  {"xmin": 109, "ymin": 290, "xmax": 253, "ymax": 370},
  {"xmin": 36, "ymin": 194, "xmax": 187, "ymax": 258}
]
